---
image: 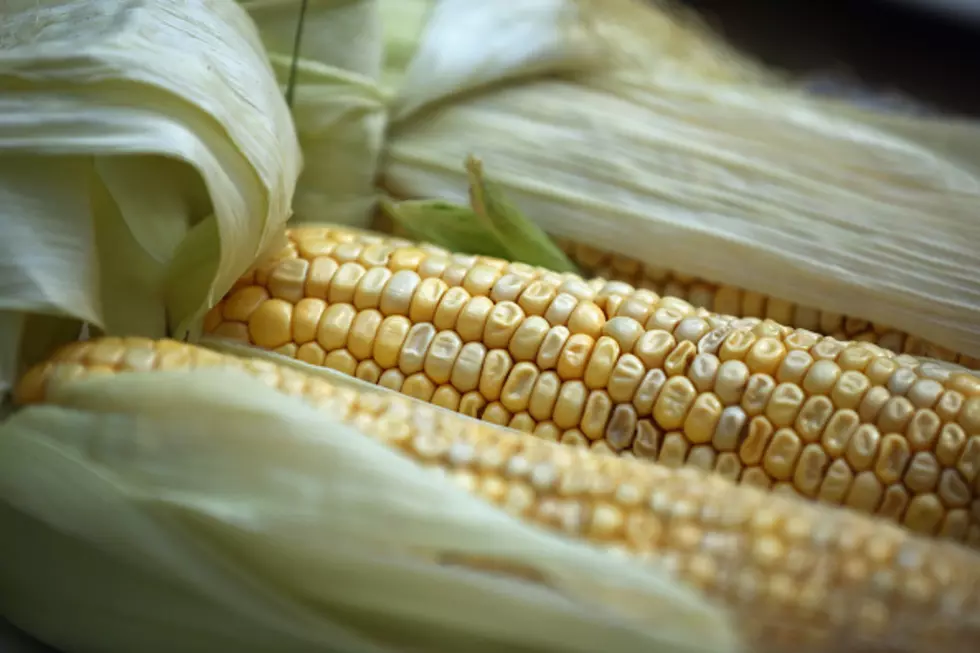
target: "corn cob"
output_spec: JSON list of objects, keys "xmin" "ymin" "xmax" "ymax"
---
[
  {"xmin": 553, "ymin": 236, "xmax": 980, "ymax": 369},
  {"xmin": 14, "ymin": 337, "xmax": 980, "ymax": 653},
  {"xmin": 202, "ymin": 226, "xmax": 980, "ymax": 545}
]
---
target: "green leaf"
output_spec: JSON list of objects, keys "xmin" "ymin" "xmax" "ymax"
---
[
  {"xmin": 465, "ymin": 157, "xmax": 580, "ymax": 274},
  {"xmin": 380, "ymin": 160, "xmax": 581, "ymax": 274},
  {"xmin": 379, "ymin": 197, "xmax": 511, "ymax": 259}
]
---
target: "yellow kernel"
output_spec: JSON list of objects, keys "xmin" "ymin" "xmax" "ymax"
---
[
  {"xmin": 658, "ymin": 432, "xmax": 690, "ymax": 467},
  {"xmin": 566, "ymin": 301, "xmax": 605, "ymax": 339},
  {"xmin": 793, "ymin": 443, "xmax": 829, "ymax": 497},
  {"xmin": 483, "ymin": 301, "xmax": 525, "ymax": 349},
  {"xmin": 838, "ymin": 345, "xmax": 875, "ymax": 372},
  {"xmin": 831, "ymin": 370, "xmax": 871, "ymax": 410},
  {"xmin": 291, "ymin": 298, "xmax": 326, "ymax": 345},
  {"xmin": 248, "ymin": 299, "xmax": 293, "ymax": 349},
  {"xmin": 500, "ymin": 362, "xmax": 539, "ymax": 414},
  {"xmin": 554, "ymin": 380, "xmax": 588, "ymax": 429},
  {"xmin": 937, "ymin": 423, "xmax": 967, "ymax": 467},
  {"xmin": 457, "ymin": 296, "xmax": 495, "ymax": 342},
  {"xmin": 821, "ymin": 409, "xmax": 859, "ymax": 457},
  {"xmin": 402, "ymin": 372, "xmax": 436, "ymax": 402},
  {"xmin": 223, "ymin": 286, "xmax": 270, "ymax": 322},
  {"xmin": 459, "ymin": 391, "xmax": 486, "ymax": 418},
  {"xmin": 416, "ymin": 254, "xmax": 449, "ymax": 279},
  {"xmin": 745, "ymin": 337, "xmax": 786, "ymax": 376},
  {"xmin": 556, "ymin": 333, "xmax": 595, "ymax": 381},
  {"xmin": 348, "ymin": 309, "xmax": 383, "ymax": 360},
  {"xmin": 406, "ymin": 277, "xmax": 447, "ymax": 324},
  {"xmin": 605, "ymin": 404, "xmax": 638, "ymax": 451},
  {"xmin": 398, "ymin": 323, "xmax": 437, "ymax": 375},
  {"xmin": 714, "ymin": 360, "xmax": 749, "ymax": 405},
  {"xmin": 431, "ymin": 385, "xmax": 462, "ymax": 412},
  {"xmin": 328, "ymin": 262, "xmax": 366, "ymax": 304},
  {"xmin": 424, "ymin": 331, "xmax": 464, "ymax": 385},
  {"xmin": 461, "ymin": 264, "xmax": 500, "ymax": 297},
  {"xmin": 739, "ymin": 416, "xmax": 774, "ymax": 466},
  {"xmin": 646, "ymin": 307, "xmax": 685, "ymax": 333},
  {"xmin": 936, "ymin": 390, "xmax": 964, "ymax": 423},
  {"xmin": 684, "ymin": 392, "xmax": 723, "ymax": 444},
  {"xmin": 583, "ymin": 336, "xmax": 620, "ymax": 390},
  {"xmin": 323, "ymin": 349, "xmax": 357, "ymax": 376},
  {"xmin": 490, "ymin": 273, "xmax": 528, "ymax": 303},
  {"xmin": 518, "ymin": 280, "xmax": 558, "ymax": 316},
  {"xmin": 451, "ymin": 342, "xmax": 487, "ymax": 394},
  {"xmin": 432, "ymin": 286, "xmax": 470, "ymax": 330},
  {"xmin": 813, "ymin": 460, "xmax": 852, "ymax": 507},
  {"xmin": 663, "ymin": 340, "xmax": 697, "ymax": 377},
  {"xmin": 211, "ymin": 321, "xmax": 249, "ymax": 341},
  {"xmin": 712, "ymin": 405, "xmax": 747, "ymax": 451},
  {"xmin": 903, "ymin": 452, "xmax": 941, "ymax": 494},
  {"xmin": 845, "ymin": 471, "xmax": 884, "ymax": 513},
  {"xmin": 846, "ymin": 424, "xmax": 882, "ymax": 471},
  {"xmin": 306, "ymin": 256, "xmax": 339, "ymax": 298},
  {"xmin": 354, "ymin": 359, "xmax": 382, "ymax": 384},
  {"xmin": 352, "ymin": 266, "xmax": 392, "ymax": 311},
  {"xmin": 907, "ymin": 378, "xmax": 944, "ymax": 409},
  {"xmin": 865, "ymin": 357, "xmax": 899, "ymax": 386},
  {"xmin": 763, "ymin": 428, "xmax": 802, "ymax": 481},
  {"xmin": 877, "ymin": 396, "xmax": 915, "ymax": 434},
  {"xmin": 508, "ymin": 315, "xmax": 550, "ymax": 362},
  {"xmin": 560, "ymin": 429, "xmax": 589, "ymax": 447},
  {"xmin": 741, "ymin": 374, "xmax": 776, "ymax": 417},
  {"xmin": 794, "ymin": 395, "xmax": 834, "ymax": 443},
  {"xmin": 536, "ymin": 326, "xmax": 570, "ymax": 371},
  {"xmin": 528, "ymin": 372, "xmax": 561, "ymax": 422},
  {"xmin": 632, "ymin": 419, "xmax": 662, "ymax": 459},
  {"xmin": 267, "ymin": 258, "xmax": 309, "ymax": 303},
  {"xmin": 533, "ymin": 421, "xmax": 561, "ymax": 442},
  {"xmin": 802, "ymin": 360, "xmax": 841, "ymax": 395},
  {"xmin": 904, "ymin": 494, "xmax": 944, "ymax": 536},
  {"xmin": 602, "ymin": 316, "xmax": 645, "ymax": 351},
  {"xmin": 373, "ymin": 315, "xmax": 412, "ymax": 369},
  {"xmin": 296, "ymin": 342, "xmax": 326, "ymax": 366},
  {"xmin": 764, "ymin": 383, "xmax": 806, "ymax": 428},
  {"xmin": 907, "ymin": 409, "xmax": 941, "ymax": 451},
  {"xmin": 633, "ymin": 330, "xmax": 675, "ymax": 369},
  {"xmin": 937, "ymin": 469, "xmax": 971, "ymax": 508},
  {"xmin": 508, "ymin": 412, "xmax": 536, "ymax": 433},
  {"xmin": 378, "ymin": 368, "xmax": 405, "ymax": 391},
  {"xmin": 581, "ymin": 390, "xmax": 613, "ymax": 440},
  {"xmin": 389, "ymin": 247, "xmax": 427, "ymax": 272},
  {"xmin": 858, "ymin": 386, "xmax": 891, "ymax": 423},
  {"xmin": 719, "ymin": 329, "xmax": 756, "ymax": 362},
  {"xmin": 653, "ymin": 376, "xmax": 697, "ymax": 431},
  {"xmin": 632, "ymin": 369, "xmax": 667, "ymax": 417},
  {"xmin": 479, "ymin": 349, "xmax": 513, "ymax": 402},
  {"xmin": 957, "ymin": 435, "xmax": 980, "ymax": 484}
]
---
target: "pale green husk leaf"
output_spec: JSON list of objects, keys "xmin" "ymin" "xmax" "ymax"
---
[
  {"xmin": 0, "ymin": 367, "xmax": 739, "ymax": 653},
  {"xmin": 0, "ymin": 0, "xmax": 301, "ymax": 395},
  {"xmin": 240, "ymin": 0, "xmax": 389, "ymax": 226}
]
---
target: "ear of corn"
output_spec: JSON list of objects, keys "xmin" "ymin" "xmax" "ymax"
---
[
  {"xmin": 202, "ymin": 225, "xmax": 980, "ymax": 546},
  {"xmin": 4, "ymin": 339, "xmax": 739, "ymax": 653},
  {"xmin": 11, "ymin": 337, "xmax": 980, "ymax": 653}
]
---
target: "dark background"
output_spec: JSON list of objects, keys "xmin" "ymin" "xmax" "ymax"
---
[{"xmin": 678, "ymin": 0, "xmax": 980, "ymax": 116}]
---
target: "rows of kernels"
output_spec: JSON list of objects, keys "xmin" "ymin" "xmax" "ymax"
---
[
  {"xmin": 203, "ymin": 227, "xmax": 980, "ymax": 544},
  {"xmin": 18, "ymin": 338, "xmax": 980, "ymax": 653},
  {"xmin": 557, "ymin": 238, "xmax": 980, "ymax": 368}
]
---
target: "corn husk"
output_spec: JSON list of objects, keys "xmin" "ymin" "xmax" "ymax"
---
[
  {"xmin": 240, "ymin": 0, "xmax": 389, "ymax": 226},
  {"xmin": 379, "ymin": 0, "xmax": 980, "ymax": 357},
  {"xmin": 0, "ymin": 0, "xmax": 301, "ymax": 395},
  {"xmin": 0, "ymin": 363, "xmax": 739, "ymax": 653}
]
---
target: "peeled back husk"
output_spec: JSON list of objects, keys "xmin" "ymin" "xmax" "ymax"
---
[
  {"xmin": 0, "ymin": 364, "xmax": 737, "ymax": 653},
  {"xmin": 0, "ymin": 0, "xmax": 301, "ymax": 395},
  {"xmin": 377, "ymin": 0, "xmax": 980, "ymax": 358}
]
